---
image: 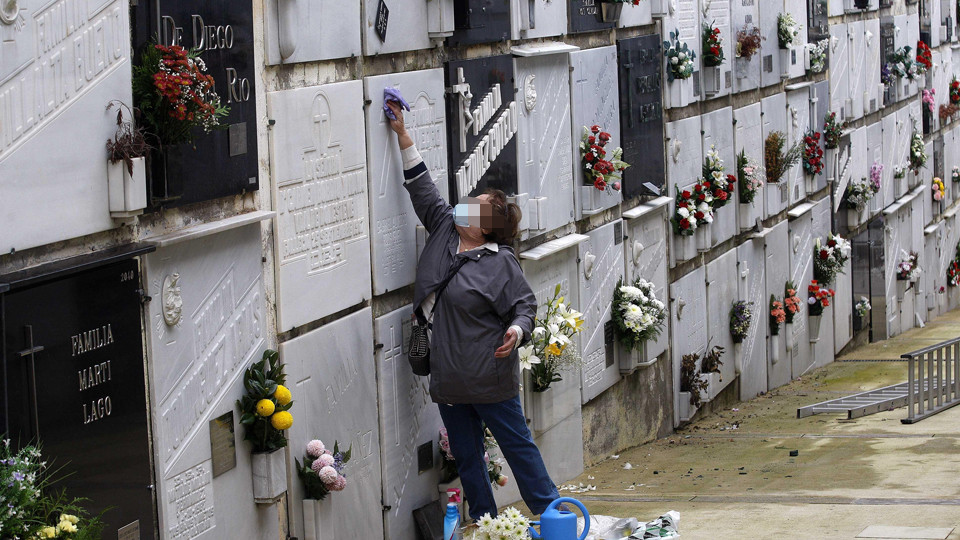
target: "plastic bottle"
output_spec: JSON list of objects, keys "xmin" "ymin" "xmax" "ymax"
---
[{"xmin": 443, "ymin": 488, "xmax": 462, "ymax": 540}]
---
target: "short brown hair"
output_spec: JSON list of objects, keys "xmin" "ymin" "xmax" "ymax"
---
[{"xmin": 482, "ymin": 188, "xmax": 522, "ymax": 244}]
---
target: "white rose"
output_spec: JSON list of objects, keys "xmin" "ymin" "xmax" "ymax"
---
[
  {"xmin": 678, "ymin": 207, "xmax": 690, "ymax": 218},
  {"xmin": 671, "ymin": 57, "xmax": 679, "ymax": 65},
  {"xmin": 679, "ymin": 52, "xmax": 686, "ymax": 60}
]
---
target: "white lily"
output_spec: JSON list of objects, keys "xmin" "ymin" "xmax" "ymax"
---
[{"xmin": 519, "ymin": 345, "xmax": 541, "ymax": 371}]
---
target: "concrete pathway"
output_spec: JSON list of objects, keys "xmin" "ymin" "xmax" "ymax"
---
[{"xmin": 558, "ymin": 311, "xmax": 960, "ymax": 539}]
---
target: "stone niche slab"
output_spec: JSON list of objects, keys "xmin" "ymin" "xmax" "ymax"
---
[
  {"xmin": 0, "ymin": 0, "xmax": 131, "ymax": 253},
  {"xmin": 885, "ymin": 203, "xmax": 907, "ymax": 336},
  {"xmin": 704, "ymin": 249, "xmax": 738, "ymax": 401},
  {"xmin": 618, "ymin": 0, "xmax": 653, "ymax": 28},
  {"xmin": 263, "ymin": 0, "xmax": 361, "ymax": 64},
  {"xmin": 811, "ymin": 198, "xmax": 846, "ymax": 357},
  {"xmin": 375, "ymin": 305, "xmax": 442, "ymax": 540},
  {"xmin": 734, "ymin": 103, "xmax": 766, "ymax": 229},
  {"xmin": 895, "ymin": 107, "xmax": 914, "ymax": 191},
  {"xmin": 731, "ymin": 0, "xmax": 761, "ymax": 93},
  {"xmin": 514, "ymin": 51, "xmax": 576, "ymax": 236},
  {"xmin": 847, "ymin": 21, "xmax": 866, "ymax": 122},
  {"xmin": 570, "ymin": 46, "xmax": 623, "ymax": 217},
  {"xmin": 445, "ymin": 55, "xmax": 519, "ymax": 203},
  {"xmin": 569, "ymin": 0, "xmax": 617, "ymax": 34},
  {"xmin": 763, "ymin": 221, "xmax": 792, "ymax": 389},
  {"xmin": 881, "ymin": 18, "xmax": 896, "ymax": 107},
  {"xmin": 143, "ymin": 223, "xmax": 276, "ymax": 540},
  {"xmin": 758, "ymin": 0, "xmax": 783, "ymax": 88},
  {"xmin": 618, "ymin": 35, "xmax": 666, "ymax": 198},
  {"xmin": 670, "ymin": 266, "xmax": 707, "ymax": 425},
  {"xmin": 701, "ymin": 107, "xmax": 737, "ymax": 247},
  {"xmin": 906, "ymin": 13, "xmax": 920, "ymax": 98},
  {"xmin": 737, "ymin": 236, "xmax": 769, "ymax": 400},
  {"xmin": 827, "ymin": 0, "xmax": 843, "ymax": 17},
  {"xmin": 762, "ymin": 93, "xmax": 790, "ymax": 216},
  {"xmin": 661, "ymin": 0, "xmax": 700, "ymax": 109},
  {"xmin": 923, "ymin": 223, "xmax": 945, "ymax": 320},
  {"xmin": 931, "ymin": 51, "xmax": 949, "ymax": 133},
  {"xmin": 268, "ymin": 81, "xmax": 372, "ymax": 331},
  {"xmin": 849, "ymin": 127, "xmax": 868, "ymax": 211},
  {"xmin": 883, "ymin": 113, "xmax": 904, "ymax": 201},
  {"xmin": 511, "ymin": 0, "xmax": 567, "ymax": 39},
  {"xmin": 787, "ymin": 205, "xmax": 815, "ymax": 379},
  {"xmin": 830, "ymin": 23, "xmax": 851, "ymax": 121},
  {"xmin": 364, "ymin": 69, "xmax": 449, "ymax": 295},
  {"xmin": 579, "ymin": 220, "xmax": 626, "ymax": 403},
  {"xmin": 282, "ymin": 308, "xmax": 383, "ymax": 540},
  {"xmin": 783, "ymin": 0, "xmax": 808, "ymax": 79},
  {"xmin": 362, "ymin": 0, "xmax": 431, "ymax": 55},
  {"xmin": 867, "ymin": 122, "xmax": 884, "ymax": 216},
  {"xmin": 811, "ymin": 81, "xmax": 831, "ymax": 194},
  {"xmin": 666, "ymin": 115, "xmax": 703, "ymax": 268},
  {"xmin": 623, "ymin": 200, "xmax": 670, "ymax": 364},
  {"xmin": 702, "ymin": 0, "xmax": 733, "ymax": 99},
  {"xmin": 447, "ymin": 0, "xmax": 511, "ymax": 46},
  {"xmin": 864, "ymin": 19, "xmax": 882, "ymax": 117},
  {"xmin": 786, "ymin": 88, "xmax": 811, "ymax": 206}
]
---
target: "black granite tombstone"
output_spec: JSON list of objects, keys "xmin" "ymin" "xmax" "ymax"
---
[
  {"xmin": 569, "ymin": 0, "xmax": 618, "ymax": 34},
  {"xmin": 617, "ymin": 35, "xmax": 666, "ymax": 197},
  {"xmin": 447, "ymin": 0, "xmax": 511, "ymax": 46},
  {"xmin": 133, "ymin": 0, "xmax": 259, "ymax": 207},
  {"xmin": 445, "ymin": 55, "xmax": 519, "ymax": 203},
  {"xmin": 807, "ymin": 0, "xmax": 829, "ymax": 43},
  {"xmin": 2, "ymin": 258, "xmax": 154, "ymax": 539}
]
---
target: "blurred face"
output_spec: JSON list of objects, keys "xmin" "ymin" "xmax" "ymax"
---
[{"xmin": 454, "ymin": 194, "xmax": 503, "ymax": 239}]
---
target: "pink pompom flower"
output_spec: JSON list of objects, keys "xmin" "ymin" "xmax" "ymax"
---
[
  {"xmin": 329, "ymin": 475, "xmax": 347, "ymax": 491},
  {"xmin": 311, "ymin": 459, "xmax": 325, "ymax": 475},
  {"xmin": 318, "ymin": 454, "xmax": 335, "ymax": 467},
  {"xmin": 306, "ymin": 440, "xmax": 325, "ymax": 458},
  {"xmin": 319, "ymin": 466, "xmax": 338, "ymax": 484}
]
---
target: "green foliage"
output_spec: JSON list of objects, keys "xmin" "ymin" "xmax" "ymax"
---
[{"xmin": 237, "ymin": 350, "xmax": 292, "ymax": 452}]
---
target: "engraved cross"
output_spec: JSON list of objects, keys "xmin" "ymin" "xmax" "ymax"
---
[{"xmin": 16, "ymin": 325, "xmax": 44, "ymax": 438}]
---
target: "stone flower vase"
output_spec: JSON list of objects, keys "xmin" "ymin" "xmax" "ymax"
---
[
  {"xmin": 530, "ymin": 386, "xmax": 557, "ymax": 433},
  {"xmin": 599, "ymin": 2, "xmax": 623, "ymax": 23},
  {"xmin": 107, "ymin": 156, "xmax": 147, "ymax": 217},
  {"xmin": 702, "ymin": 65, "xmax": 721, "ymax": 95},
  {"xmin": 696, "ymin": 225, "xmax": 711, "ymax": 252},
  {"xmin": 302, "ymin": 498, "xmax": 333, "ymax": 540},
  {"xmin": 251, "ymin": 449, "xmax": 287, "ymax": 503},
  {"xmin": 784, "ymin": 322, "xmax": 794, "ymax": 353},
  {"xmin": 808, "ymin": 314, "xmax": 822, "ymax": 343},
  {"xmin": 896, "ymin": 279, "xmax": 909, "ymax": 301},
  {"xmin": 770, "ymin": 332, "xmax": 781, "ymax": 364},
  {"xmin": 676, "ymin": 233, "xmax": 697, "ymax": 262}
]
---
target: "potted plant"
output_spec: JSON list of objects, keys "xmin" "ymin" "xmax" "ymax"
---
[
  {"xmin": 783, "ymin": 282, "xmax": 802, "ymax": 353},
  {"xmin": 734, "ymin": 25, "xmax": 763, "ymax": 79},
  {"xmin": 769, "ymin": 295, "xmax": 785, "ymax": 364},
  {"xmin": 729, "ymin": 301, "xmax": 752, "ymax": 344},
  {"xmin": 737, "ymin": 150, "xmax": 764, "ymax": 231},
  {"xmin": 807, "ymin": 280, "xmax": 835, "ymax": 342},
  {"xmin": 105, "ymin": 101, "xmax": 151, "ymax": 218},
  {"xmin": 612, "ymin": 277, "xmax": 667, "ymax": 374},
  {"xmin": 520, "ymin": 284, "xmax": 584, "ymax": 432},
  {"xmin": 237, "ymin": 349, "xmax": 294, "ymax": 503},
  {"xmin": 580, "ymin": 125, "xmax": 627, "ymax": 214},
  {"xmin": 764, "ymin": 131, "xmax": 803, "ymax": 185},
  {"xmin": 701, "ymin": 22, "xmax": 725, "ymax": 94},
  {"xmin": 298, "ymin": 439, "xmax": 351, "ymax": 540}
]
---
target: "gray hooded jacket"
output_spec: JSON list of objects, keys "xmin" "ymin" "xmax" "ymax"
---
[{"xmin": 403, "ymin": 155, "xmax": 536, "ymax": 404}]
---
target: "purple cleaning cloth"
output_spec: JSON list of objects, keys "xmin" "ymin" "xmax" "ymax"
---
[{"xmin": 383, "ymin": 87, "xmax": 411, "ymax": 120}]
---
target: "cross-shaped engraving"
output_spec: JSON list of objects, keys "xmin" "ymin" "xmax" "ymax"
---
[{"xmin": 17, "ymin": 325, "xmax": 43, "ymax": 439}]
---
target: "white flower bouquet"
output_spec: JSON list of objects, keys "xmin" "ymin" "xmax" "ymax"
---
[
  {"xmin": 612, "ymin": 277, "xmax": 667, "ymax": 352},
  {"xmin": 520, "ymin": 283, "xmax": 584, "ymax": 392},
  {"xmin": 663, "ymin": 29, "xmax": 697, "ymax": 81},
  {"xmin": 470, "ymin": 507, "xmax": 531, "ymax": 540}
]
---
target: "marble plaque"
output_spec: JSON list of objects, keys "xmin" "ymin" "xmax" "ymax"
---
[
  {"xmin": 669, "ymin": 266, "xmax": 707, "ymax": 426},
  {"xmin": 762, "ymin": 93, "xmax": 789, "ymax": 216},
  {"xmin": 921, "ymin": 140, "xmax": 935, "ymax": 225},
  {"xmin": 849, "ymin": 127, "xmax": 868, "ymax": 213},
  {"xmin": 364, "ymin": 70, "xmax": 449, "ymax": 295},
  {"xmin": 624, "ymin": 203, "xmax": 670, "ymax": 363},
  {"xmin": 788, "ymin": 206, "xmax": 814, "ymax": 379},
  {"xmin": 375, "ymin": 306, "xmax": 442, "ymax": 540},
  {"xmin": 734, "ymin": 103, "xmax": 766, "ymax": 228},
  {"xmin": 363, "ymin": 0, "xmax": 430, "ymax": 55},
  {"xmin": 701, "ymin": 107, "xmax": 737, "ymax": 246},
  {"xmin": 445, "ymin": 55, "xmax": 519, "ymax": 202},
  {"xmin": 830, "ymin": 23, "xmax": 850, "ymax": 121},
  {"xmin": 662, "ymin": 0, "xmax": 700, "ymax": 108},
  {"xmin": 737, "ymin": 237, "xmax": 769, "ymax": 400},
  {"xmin": 731, "ymin": 0, "xmax": 761, "ymax": 93},
  {"xmin": 704, "ymin": 249, "xmax": 738, "ymax": 401},
  {"xmin": 784, "ymin": 0, "xmax": 808, "ymax": 79},
  {"xmin": 448, "ymin": 0, "xmax": 511, "ymax": 46},
  {"xmin": 283, "ymin": 308, "xmax": 384, "ymax": 540},
  {"xmin": 827, "ymin": 0, "xmax": 842, "ymax": 18},
  {"xmin": 867, "ymin": 122, "xmax": 884, "ymax": 216},
  {"xmin": 703, "ymin": 0, "xmax": 733, "ymax": 99},
  {"xmin": 511, "ymin": 0, "xmax": 567, "ymax": 39},
  {"xmin": 895, "ymin": 106, "xmax": 914, "ymax": 191},
  {"xmin": 268, "ymin": 81, "xmax": 372, "ymax": 330},
  {"xmin": 931, "ymin": 51, "xmax": 949, "ymax": 133},
  {"xmin": 786, "ymin": 88, "xmax": 811, "ymax": 205},
  {"xmin": 758, "ymin": 0, "xmax": 783, "ymax": 87},
  {"xmin": 578, "ymin": 220, "xmax": 625, "ymax": 403},
  {"xmin": 811, "ymin": 81, "xmax": 831, "ymax": 194},
  {"xmin": 763, "ymin": 221, "xmax": 792, "ymax": 389},
  {"xmin": 929, "ymin": 0, "xmax": 943, "ymax": 47},
  {"xmin": 142, "ymin": 223, "xmax": 275, "ymax": 540},
  {"xmin": 864, "ymin": 19, "xmax": 881, "ymax": 116},
  {"xmin": 666, "ymin": 116, "xmax": 703, "ymax": 268},
  {"xmin": 882, "ymin": 112, "xmax": 903, "ymax": 201},
  {"xmin": 906, "ymin": 13, "xmax": 920, "ymax": 98},
  {"xmin": 0, "ymin": 0, "xmax": 131, "ymax": 253},
  {"xmin": 885, "ymin": 204, "xmax": 906, "ymax": 336},
  {"xmin": 264, "ymin": 0, "xmax": 361, "ymax": 63},
  {"xmin": 923, "ymin": 223, "xmax": 944, "ymax": 320},
  {"xmin": 812, "ymin": 198, "xmax": 838, "ymax": 364},
  {"xmin": 569, "ymin": 0, "xmax": 616, "ymax": 33},
  {"xmin": 618, "ymin": 35, "xmax": 666, "ymax": 198},
  {"xmin": 515, "ymin": 52, "xmax": 575, "ymax": 234},
  {"xmin": 618, "ymin": 0, "xmax": 653, "ymax": 28},
  {"xmin": 848, "ymin": 21, "xmax": 866, "ymax": 122},
  {"xmin": 570, "ymin": 46, "xmax": 623, "ymax": 217}
]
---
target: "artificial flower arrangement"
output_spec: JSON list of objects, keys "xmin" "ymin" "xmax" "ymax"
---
[
  {"xmin": 776, "ymin": 13, "xmax": 801, "ymax": 49},
  {"xmin": 881, "ymin": 63, "xmax": 896, "ymax": 87},
  {"xmin": 823, "ymin": 112, "xmax": 845, "ymax": 149},
  {"xmin": 940, "ymin": 104, "xmax": 959, "ymax": 121},
  {"xmin": 813, "ymin": 233, "xmax": 851, "ymax": 285},
  {"xmin": 297, "ymin": 439, "xmax": 351, "ymax": 500},
  {"xmin": 769, "ymin": 295, "xmax": 786, "ymax": 336},
  {"xmin": 947, "ymin": 260, "xmax": 960, "ymax": 287},
  {"xmin": 702, "ymin": 146, "xmax": 736, "ymax": 209},
  {"xmin": 238, "ymin": 350, "xmax": 294, "ymax": 453},
  {"xmin": 869, "ymin": 162, "xmax": 883, "ymax": 194},
  {"xmin": 951, "ymin": 77, "xmax": 960, "ymax": 105},
  {"xmin": 845, "ymin": 177, "xmax": 876, "ymax": 213},
  {"xmin": 764, "ymin": 131, "xmax": 803, "ymax": 184},
  {"xmin": 729, "ymin": 301, "xmax": 753, "ymax": 344},
  {"xmin": 915, "ymin": 40, "xmax": 933, "ymax": 74},
  {"xmin": 472, "ymin": 507, "xmax": 531, "ymax": 540},
  {"xmin": 933, "ymin": 177, "xmax": 946, "ymax": 202},
  {"xmin": 737, "ymin": 150, "xmax": 763, "ymax": 204},
  {"xmin": 735, "ymin": 25, "xmax": 763, "ymax": 60},
  {"xmin": 889, "ymin": 46, "xmax": 920, "ymax": 81},
  {"xmin": 439, "ymin": 427, "xmax": 508, "ymax": 487},
  {"xmin": 612, "ymin": 277, "xmax": 667, "ymax": 352},
  {"xmin": 953, "ymin": 166, "xmax": 960, "ymax": 184},
  {"xmin": 581, "ymin": 125, "xmax": 628, "ymax": 192},
  {"xmin": 520, "ymin": 284, "xmax": 584, "ymax": 392},
  {"xmin": 922, "ymin": 88, "xmax": 936, "ymax": 114},
  {"xmin": 132, "ymin": 43, "xmax": 229, "ymax": 146},
  {"xmin": 910, "ymin": 131, "xmax": 927, "ymax": 173},
  {"xmin": 802, "ymin": 131, "xmax": 824, "ymax": 175},
  {"xmin": 784, "ymin": 281, "xmax": 802, "ymax": 324},
  {"xmin": 894, "ymin": 165, "xmax": 907, "ymax": 180},
  {"xmin": 896, "ymin": 250, "xmax": 921, "ymax": 282},
  {"xmin": 664, "ymin": 29, "xmax": 697, "ymax": 81},
  {"xmin": 671, "ymin": 186, "xmax": 711, "ymax": 236},
  {"xmin": 702, "ymin": 23, "xmax": 725, "ymax": 67},
  {"xmin": 807, "ymin": 280, "xmax": 836, "ymax": 317},
  {"xmin": 808, "ymin": 39, "xmax": 829, "ymax": 74},
  {"xmin": 855, "ymin": 297, "xmax": 872, "ymax": 319}
]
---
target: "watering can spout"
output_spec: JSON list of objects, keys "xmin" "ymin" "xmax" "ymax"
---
[{"xmin": 527, "ymin": 497, "xmax": 590, "ymax": 540}]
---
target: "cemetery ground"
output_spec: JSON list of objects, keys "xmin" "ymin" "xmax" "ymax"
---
[{"xmin": 532, "ymin": 310, "xmax": 960, "ymax": 538}]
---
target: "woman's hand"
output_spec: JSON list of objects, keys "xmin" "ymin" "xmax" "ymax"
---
[
  {"xmin": 386, "ymin": 101, "xmax": 414, "ymax": 150},
  {"xmin": 494, "ymin": 328, "xmax": 519, "ymax": 358}
]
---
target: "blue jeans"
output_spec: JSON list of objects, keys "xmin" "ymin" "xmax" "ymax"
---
[{"xmin": 438, "ymin": 395, "xmax": 559, "ymax": 520}]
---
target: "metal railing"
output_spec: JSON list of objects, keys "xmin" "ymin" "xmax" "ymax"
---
[{"xmin": 902, "ymin": 337, "xmax": 960, "ymax": 424}]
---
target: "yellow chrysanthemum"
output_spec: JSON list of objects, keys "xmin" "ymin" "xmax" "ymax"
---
[
  {"xmin": 39, "ymin": 527, "xmax": 57, "ymax": 539},
  {"xmin": 256, "ymin": 399, "xmax": 275, "ymax": 417},
  {"xmin": 273, "ymin": 384, "xmax": 292, "ymax": 406},
  {"xmin": 59, "ymin": 514, "xmax": 79, "ymax": 525},
  {"xmin": 546, "ymin": 343, "xmax": 562, "ymax": 356},
  {"xmin": 271, "ymin": 410, "xmax": 293, "ymax": 430}
]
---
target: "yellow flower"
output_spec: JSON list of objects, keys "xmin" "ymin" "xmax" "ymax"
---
[
  {"xmin": 271, "ymin": 410, "xmax": 293, "ymax": 430},
  {"xmin": 273, "ymin": 384, "xmax": 292, "ymax": 406},
  {"xmin": 57, "ymin": 521, "xmax": 78, "ymax": 534},
  {"xmin": 256, "ymin": 399, "xmax": 275, "ymax": 417},
  {"xmin": 40, "ymin": 526, "xmax": 57, "ymax": 538},
  {"xmin": 546, "ymin": 343, "xmax": 562, "ymax": 357},
  {"xmin": 59, "ymin": 514, "xmax": 79, "ymax": 525}
]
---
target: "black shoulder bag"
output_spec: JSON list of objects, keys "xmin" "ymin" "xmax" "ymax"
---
[{"xmin": 408, "ymin": 257, "xmax": 469, "ymax": 376}]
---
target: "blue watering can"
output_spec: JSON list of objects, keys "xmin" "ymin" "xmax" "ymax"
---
[{"xmin": 528, "ymin": 497, "xmax": 590, "ymax": 540}]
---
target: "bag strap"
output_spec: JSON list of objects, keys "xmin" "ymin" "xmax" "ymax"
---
[{"xmin": 415, "ymin": 256, "xmax": 469, "ymax": 324}]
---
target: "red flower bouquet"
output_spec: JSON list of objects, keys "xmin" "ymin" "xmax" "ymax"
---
[
  {"xmin": 580, "ymin": 125, "xmax": 629, "ymax": 192},
  {"xmin": 916, "ymin": 40, "xmax": 933, "ymax": 74},
  {"xmin": 802, "ymin": 131, "xmax": 824, "ymax": 176},
  {"xmin": 702, "ymin": 23, "xmax": 725, "ymax": 67}
]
